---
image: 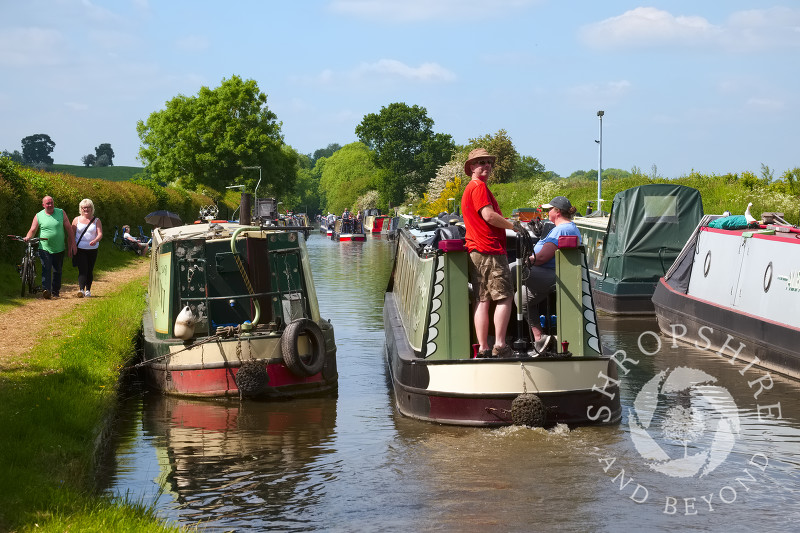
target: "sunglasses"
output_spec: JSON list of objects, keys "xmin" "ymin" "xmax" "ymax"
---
[{"xmin": 475, "ymin": 160, "xmax": 494, "ymax": 166}]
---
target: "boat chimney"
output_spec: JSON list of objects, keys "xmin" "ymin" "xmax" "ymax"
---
[{"xmin": 240, "ymin": 193, "xmax": 252, "ymax": 225}]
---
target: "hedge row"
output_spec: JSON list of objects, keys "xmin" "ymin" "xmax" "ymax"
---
[{"xmin": 0, "ymin": 158, "xmax": 220, "ymax": 263}]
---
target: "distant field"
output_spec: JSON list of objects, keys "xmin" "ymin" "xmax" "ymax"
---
[{"xmin": 50, "ymin": 164, "xmax": 144, "ymax": 181}]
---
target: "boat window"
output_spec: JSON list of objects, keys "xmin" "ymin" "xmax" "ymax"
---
[{"xmin": 643, "ymin": 196, "xmax": 678, "ymax": 223}]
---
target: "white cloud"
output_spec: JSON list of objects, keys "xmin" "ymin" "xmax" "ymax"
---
[
  {"xmin": 296, "ymin": 59, "xmax": 456, "ymax": 87},
  {"xmin": 746, "ymin": 97, "xmax": 784, "ymax": 112},
  {"xmin": 724, "ymin": 7, "xmax": 800, "ymax": 51},
  {"xmin": 581, "ymin": 6, "xmax": 800, "ymax": 52},
  {"xmin": 353, "ymin": 59, "xmax": 456, "ymax": 82},
  {"xmin": 329, "ymin": 0, "xmax": 540, "ymax": 22},
  {"xmin": 580, "ymin": 7, "xmax": 719, "ymax": 49},
  {"xmin": 0, "ymin": 27, "xmax": 64, "ymax": 67}
]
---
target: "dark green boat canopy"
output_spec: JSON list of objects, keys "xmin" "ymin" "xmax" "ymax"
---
[{"xmin": 603, "ymin": 184, "xmax": 703, "ymax": 282}]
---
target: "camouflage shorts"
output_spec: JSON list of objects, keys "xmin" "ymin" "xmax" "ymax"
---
[{"xmin": 468, "ymin": 251, "xmax": 514, "ymax": 302}]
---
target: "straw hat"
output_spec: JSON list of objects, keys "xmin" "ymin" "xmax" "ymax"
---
[{"xmin": 464, "ymin": 148, "xmax": 496, "ymax": 176}]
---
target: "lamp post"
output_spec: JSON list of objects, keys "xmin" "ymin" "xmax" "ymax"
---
[
  {"xmin": 242, "ymin": 166, "xmax": 262, "ymax": 216},
  {"xmin": 596, "ymin": 111, "xmax": 604, "ymax": 213}
]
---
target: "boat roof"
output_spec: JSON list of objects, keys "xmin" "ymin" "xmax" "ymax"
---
[
  {"xmin": 153, "ymin": 221, "xmax": 306, "ymax": 246},
  {"xmin": 589, "ymin": 184, "xmax": 704, "ymax": 282}
]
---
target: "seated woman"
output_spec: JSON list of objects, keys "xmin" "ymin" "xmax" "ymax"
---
[
  {"xmin": 122, "ymin": 225, "xmax": 149, "ymax": 255},
  {"xmin": 516, "ymin": 196, "xmax": 581, "ymax": 352}
]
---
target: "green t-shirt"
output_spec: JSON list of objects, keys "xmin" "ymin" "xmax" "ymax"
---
[{"xmin": 36, "ymin": 208, "xmax": 66, "ymax": 253}]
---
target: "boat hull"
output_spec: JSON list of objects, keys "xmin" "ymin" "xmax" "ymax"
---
[
  {"xmin": 142, "ymin": 308, "xmax": 338, "ymax": 399},
  {"xmin": 384, "ymin": 292, "xmax": 620, "ymax": 426},
  {"xmin": 653, "ymin": 277, "xmax": 800, "ymax": 380},
  {"xmin": 652, "ymin": 223, "xmax": 800, "ymax": 380},
  {"xmin": 334, "ymin": 233, "xmax": 366, "ymax": 242}
]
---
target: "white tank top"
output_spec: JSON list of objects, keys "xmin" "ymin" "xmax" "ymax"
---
[{"xmin": 76, "ymin": 219, "xmax": 99, "ymax": 250}]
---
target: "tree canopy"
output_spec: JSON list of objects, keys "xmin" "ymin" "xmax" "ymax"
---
[
  {"xmin": 21, "ymin": 134, "xmax": 55, "ymax": 166},
  {"xmin": 465, "ymin": 129, "xmax": 518, "ymax": 184},
  {"xmin": 137, "ymin": 75, "xmax": 296, "ymax": 196},
  {"xmin": 95, "ymin": 143, "xmax": 114, "ymax": 166},
  {"xmin": 355, "ymin": 102, "xmax": 454, "ymax": 207},
  {"xmin": 318, "ymin": 142, "xmax": 384, "ymax": 215},
  {"xmin": 310, "ymin": 143, "xmax": 342, "ymax": 167}
]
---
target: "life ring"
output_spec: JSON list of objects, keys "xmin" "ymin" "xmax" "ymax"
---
[{"xmin": 281, "ymin": 318, "xmax": 326, "ymax": 377}]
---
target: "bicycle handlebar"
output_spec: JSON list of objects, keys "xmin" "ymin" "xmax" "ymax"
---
[{"xmin": 7, "ymin": 235, "xmax": 47, "ymax": 244}]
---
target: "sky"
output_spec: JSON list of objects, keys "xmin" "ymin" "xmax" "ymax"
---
[{"xmin": 2, "ymin": 0, "xmax": 799, "ymax": 180}]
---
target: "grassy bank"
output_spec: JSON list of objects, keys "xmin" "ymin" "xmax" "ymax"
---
[{"xmin": 0, "ymin": 274, "xmax": 180, "ymax": 532}]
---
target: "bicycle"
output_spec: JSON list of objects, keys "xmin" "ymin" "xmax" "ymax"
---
[{"xmin": 7, "ymin": 235, "xmax": 46, "ymax": 297}]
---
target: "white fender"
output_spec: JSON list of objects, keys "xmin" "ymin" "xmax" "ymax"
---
[{"xmin": 174, "ymin": 305, "xmax": 196, "ymax": 340}]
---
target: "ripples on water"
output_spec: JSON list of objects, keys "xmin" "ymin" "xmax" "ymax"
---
[{"xmin": 104, "ymin": 234, "xmax": 800, "ymax": 532}]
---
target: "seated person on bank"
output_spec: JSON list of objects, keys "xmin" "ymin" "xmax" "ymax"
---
[
  {"xmin": 122, "ymin": 225, "xmax": 149, "ymax": 255},
  {"xmin": 516, "ymin": 196, "xmax": 581, "ymax": 352}
]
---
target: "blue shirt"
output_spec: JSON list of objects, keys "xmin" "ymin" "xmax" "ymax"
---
[{"xmin": 533, "ymin": 221, "xmax": 581, "ymax": 269}]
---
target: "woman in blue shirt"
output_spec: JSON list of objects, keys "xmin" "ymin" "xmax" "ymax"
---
[{"xmin": 518, "ymin": 196, "xmax": 581, "ymax": 352}]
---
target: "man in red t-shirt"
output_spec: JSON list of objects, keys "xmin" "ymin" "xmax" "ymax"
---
[{"xmin": 461, "ymin": 148, "xmax": 518, "ymax": 358}]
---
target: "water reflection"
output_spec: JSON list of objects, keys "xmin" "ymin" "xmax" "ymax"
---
[
  {"xmin": 110, "ymin": 394, "xmax": 337, "ymax": 530},
  {"xmin": 104, "ymin": 235, "xmax": 800, "ymax": 532}
]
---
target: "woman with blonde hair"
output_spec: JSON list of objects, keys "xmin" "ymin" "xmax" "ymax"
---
[{"xmin": 71, "ymin": 198, "xmax": 103, "ymax": 297}]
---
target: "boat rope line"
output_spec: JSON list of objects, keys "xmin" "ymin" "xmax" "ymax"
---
[
  {"xmin": 520, "ymin": 362, "xmax": 541, "ymax": 394},
  {"xmin": 126, "ymin": 334, "xmax": 223, "ymax": 369},
  {"xmin": 126, "ymin": 325, "xmax": 271, "ymax": 370}
]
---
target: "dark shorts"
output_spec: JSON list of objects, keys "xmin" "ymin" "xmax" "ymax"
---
[
  {"xmin": 468, "ymin": 251, "xmax": 513, "ymax": 302},
  {"xmin": 512, "ymin": 264, "xmax": 556, "ymax": 316}
]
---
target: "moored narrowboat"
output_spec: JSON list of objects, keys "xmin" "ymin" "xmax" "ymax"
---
[
  {"xmin": 652, "ymin": 211, "xmax": 800, "ymax": 380},
  {"xmin": 140, "ymin": 204, "xmax": 338, "ymax": 399},
  {"xmin": 574, "ymin": 184, "xmax": 703, "ymax": 315}
]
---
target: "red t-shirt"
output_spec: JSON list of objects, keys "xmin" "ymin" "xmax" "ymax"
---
[{"xmin": 461, "ymin": 178, "xmax": 506, "ymax": 254}]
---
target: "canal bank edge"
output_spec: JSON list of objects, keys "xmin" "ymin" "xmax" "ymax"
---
[{"xmin": 0, "ymin": 261, "xmax": 180, "ymax": 532}]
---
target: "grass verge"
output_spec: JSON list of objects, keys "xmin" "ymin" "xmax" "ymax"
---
[{"xmin": 0, "ymin": 274, "xmax": 182, "ymax": 532}]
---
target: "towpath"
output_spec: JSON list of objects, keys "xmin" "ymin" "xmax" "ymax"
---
[{"xmin": 0, "ymin": 258, "xmax": 149, "ymax": 369}]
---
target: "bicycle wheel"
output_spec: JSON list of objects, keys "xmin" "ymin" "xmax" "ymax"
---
[
  {"xmin": 20, "ymin": 255, "xmax": 31, "ymax": 297},
  {"xmin": 26, "ymin": 254, "xmax": 38, "ymax": 295}
]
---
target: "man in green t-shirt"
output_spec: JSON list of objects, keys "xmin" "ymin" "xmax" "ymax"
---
[{"xmin": 24, "ymin": 196, "xmax": 76, "ymax": 299}]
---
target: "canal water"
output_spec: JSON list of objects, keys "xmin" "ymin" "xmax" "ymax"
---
[{"xmin": 104, "ymin": 233, "xmax": 800, "ymax": 532}]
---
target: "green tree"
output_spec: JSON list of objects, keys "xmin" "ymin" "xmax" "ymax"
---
[
  {"xmin": 310, "ymin": 143, "xmax": 342, "ymax": 166},
  {"xmin": 137, "ymin": 75, "xmax": 296, "ymax": 196},
  {"xmin": 355, "ymin": 102, "xmax": 454, "ymax": 207},
  {"xmin": 1, "ymin": 150, "xmax": 23, "ymax": 163},
  {"xmin": 465, "ymin": 129, "xmax": 517, "ymax": 184},
  {"xmin": 21, "ymin": 133, "xmax": 55, "ymax": 165},
  {"xmin": 318, "ymin": 142, "xmax": 382, "ymax": 215},
  {"xmin": 81, "ymin": 154, "xmax": 96, "ymax": 167},
  {"xmin": 95, "ymin": 143, "xmax": 115, "ymax": 166},
  {"xmin": 513, "ymin": 154, "xmax": 546, "ymax": 181}
]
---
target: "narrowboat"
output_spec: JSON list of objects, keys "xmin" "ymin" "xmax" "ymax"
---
[
  {"xmin": 140, "ymin": 203, "xmax": 338, "ymax": 399},
  {"xmin": 364, "ymin": 210, "xmax": 391, "ymax": 234},
  {"xmin": 574, "ymin": 184, "xmax": 703, "ymax": 315},
  {"xmin": 383, "ymin": 222, "xmax": 621, "ymax": 427},
  {"xmin": 652, "ymin": 210, "xmax": 800, "ymax": 380}
]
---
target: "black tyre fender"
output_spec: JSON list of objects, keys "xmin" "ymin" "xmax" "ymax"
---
[{"xmin": 281, "ymin": 318, "xmax": 326, "ymax": 377}]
